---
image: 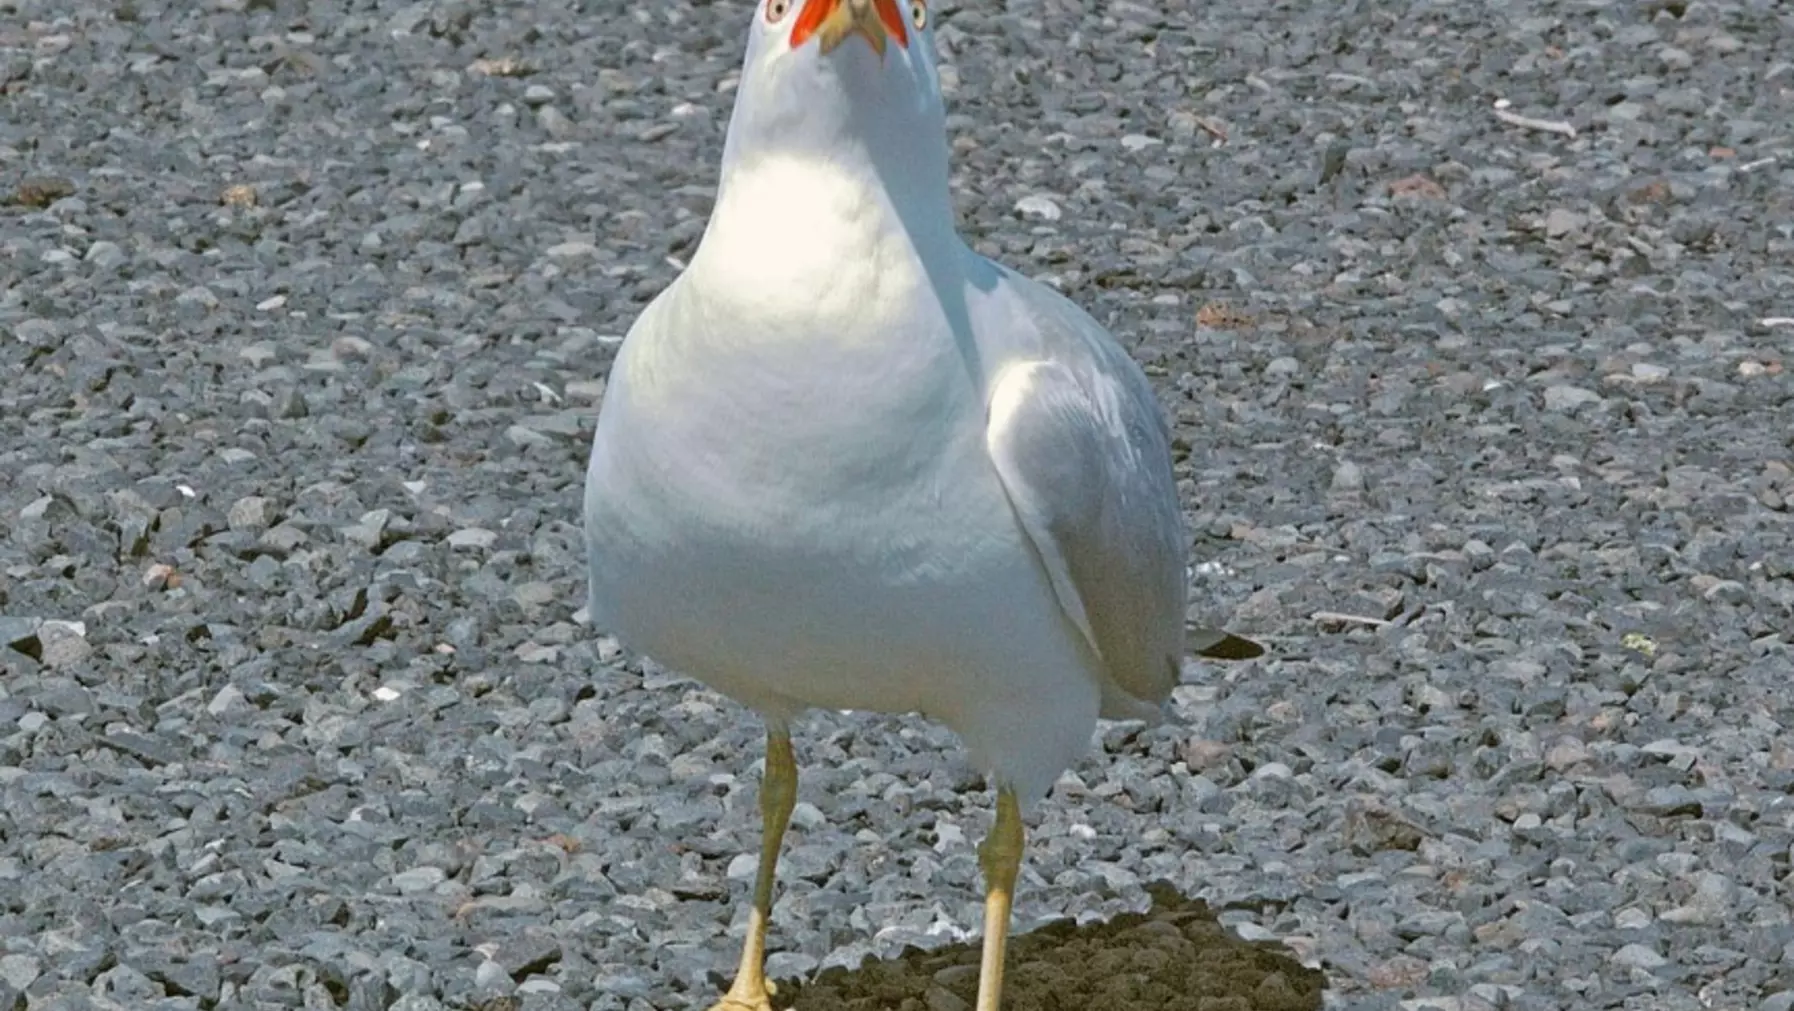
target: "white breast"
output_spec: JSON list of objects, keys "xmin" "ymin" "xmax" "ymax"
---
[{"xmin": 584, "ymin": 302, "xmax": 1102, "ymax": 802}]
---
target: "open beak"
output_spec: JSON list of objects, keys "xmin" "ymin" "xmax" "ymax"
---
[{"xmin": 792, "ymin": 0, "xmax": 908, "ymax": 58}]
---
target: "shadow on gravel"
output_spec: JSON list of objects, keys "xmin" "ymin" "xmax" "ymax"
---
[{"xmin": 775, "ymin": 883, "xmax": 1325, "ymax": 1010}]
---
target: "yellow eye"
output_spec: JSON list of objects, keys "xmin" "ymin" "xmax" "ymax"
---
[
  {"xmin": 766, "ymin": 0, "xmax": 790, "ymax": 23},
  {"xmin": 908, "ymin": 0, "xmax": 927, "ymax": 30}
]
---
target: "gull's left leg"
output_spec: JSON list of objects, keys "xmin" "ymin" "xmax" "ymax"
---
[
  {"xmin": 708, "ymin": 729, "xmax": 798, "ymax": 1011},
  {"xmin": 974, "ymin": 787, "xmax": 1024, "ymax": 1011}
]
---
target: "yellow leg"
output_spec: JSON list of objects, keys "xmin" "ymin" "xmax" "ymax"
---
[
  {"xmin": 709, "ymin": 730, "xmax": 798, "ymax": 1011},
  {"xmin": 975, "ymin": 788, "xmax": 1024, "ymax": 1011}
]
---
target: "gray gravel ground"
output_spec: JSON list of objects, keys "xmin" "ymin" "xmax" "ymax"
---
[{"xmin": 4, "ymin": 0, "xmax": 1794, "ymax": 1008}]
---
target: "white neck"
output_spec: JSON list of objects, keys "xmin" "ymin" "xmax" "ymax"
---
[
  {"xmin": 704, "ymin": 17, "xmax": 959, "ymax": 268},
  {"xmin": 687, "ymin": 29, "xmax": 964, "ymax": 326}
]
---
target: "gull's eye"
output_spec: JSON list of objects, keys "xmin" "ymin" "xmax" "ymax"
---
[
  {"xmin": 766, "ymin": 0, "xmax": 791, "ymax": 23},
  {"xmin": 908, "ymin": 0, "xmax": 927, "ymax": 29}
]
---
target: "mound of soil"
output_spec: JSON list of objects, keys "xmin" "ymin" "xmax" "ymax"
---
[{"xmin": 777, "ymin": 884, "xmax": 1326, "ymax": 1011}]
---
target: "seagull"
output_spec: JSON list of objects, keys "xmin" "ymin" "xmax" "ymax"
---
[{"xmin": 581, "ymin": 1, "xmax": 1263, "ymax": 1008}]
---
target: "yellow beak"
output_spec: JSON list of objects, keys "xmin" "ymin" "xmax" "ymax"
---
[{"xmin": 815, "ymin": 0, "xmax": 891, "ymax": 57}]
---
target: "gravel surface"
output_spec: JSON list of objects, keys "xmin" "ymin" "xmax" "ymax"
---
[{"xmin": 4, "ymin": 0, "xmax": 1794, "ymax": 1009}]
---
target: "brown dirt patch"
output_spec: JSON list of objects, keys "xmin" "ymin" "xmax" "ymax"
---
[{"xmin": 776, "ymin": 884, "xmax": 1326, "ymax": 1011}]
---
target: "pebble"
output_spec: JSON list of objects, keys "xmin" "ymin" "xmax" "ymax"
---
[
  {"xmin": 1543, "ymin": 384, "xmax": 1602, "ymax": 412},
  {"xmin": 1014, "ymin": 195, "xmax": 1062, "ymax": 221},
  {"xmin": 1659, "ymin": 872, "xmax": 1736, "ymax": 925},
  {"xmin": 1611, "ymin": 943, "xmax": 1668, "ymax": 971},
  {"xmin": 391, "ymin": 867, "xmax": 448, "ymax": 894},
  {"xmin": 447, "ymin": 527, "xmax": 498, "ymax": 549},
  {"xmin": 0, "ymin": 955, "xmax": 41, "ymax": 991},
  {"xmin": 84, "ymin": 240, "xmax": 126, "ymax": 267}
]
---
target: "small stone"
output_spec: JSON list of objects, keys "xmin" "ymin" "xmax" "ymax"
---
[
  {"xmin": 193, "ymin": 905, "xmax": 240, "ymax": 927},
  {"xmin": 84, "ymin": 240, "xmax": 126, "ymax": 268},
  {"xmin": 514, "ymin": 412, "xmax": 584, "ymax": 438},
  {"xmin": 1544, "ymin": 737, "xmax": 1589, "ymax": 771},
  {"xmin": 1637, "ymin": 785, "xmax": 1703, "ymax": 817},
  {"xmin": 0, "ymin": 616, "xmax": 42, "ymax": 648},
  {"xmin": 177, "ymin": 285, "xmax": 220, "ymax": 310},
  {"xmin": 95, "ymin": 964, "xmax": 163, "ymax": 1002},
  {"xmin": 207, "ymin": 684, "xmax": 247, "ymax": 716},
  {"xmin": 1543, "ymin": 208, "xmax": 1585, "ymax": 238},
  {"xmin": 1544, "ymin": 384, "xmax": 1602, "ymax": 412},
  {"xmin": 1640, "ymin": 738, "xmax": 1698, "ymax": 768},
  {"xmin": 566, "ymin": 379, "xmax": 606, "ymax": 401},
  {"xmin": 1468, "ymin": 984, "xmax": 1513, "ymax": 1008},
  {"xmin": 277, "ymin": 389, "xmax": 308, "ymax": 418},
  {"xmin": 102, "ymin": 729, "xmax": 178, "ymax": 765},
  {"xmin": 473, "ymin": 959, "xmax": 515, "ymax": 995},
  {"xmin": 33, "ymin": 678, "xmax": 93, "ymax": 715},
  {"xmin": 1343, "ymin": 797, "xmax": 1427, "ymax": 854},
  {"xmin": 494, "ymin": 931, "xmax": 562, "ymax": 980},
  {"xmin": 1695, "ymin": 577, "xmax": 1748, "ymax": 603},
  {"xmin": 342, "ymin": 509, "xmax": 391, "ymax": 550},
  {"xmin": 0, "ymin": 954, "xmax": 41, "ymax": 991},
  {"xmin": 1179, "ymin": 738, "xmax": 1232, "ymax": 771},
  {"xmin": 1331, "ymin": 460, "xmax": 1365, "ymax": 494},
  {"xmin": 1394, "ymin": 910, "xmax": 1463, "ymax": 939},
  {"xmin": 392, "ymin": 866, "xmax": 447, "ymax": 894},
  {"xmin": 523, "ymin": 84, "xmax": 556, "ymax": 105},
  {"xmin": 228, "ymin": 496, "xmax": 273, "ymax": 531},
  {"xmin": 506, "ymin": 424, "xmax": 555, "ymax": 450},
  {"xmin": 513, "ymin": 582, "xmax": 556, "ymax": 609},
  {"xmin": 332, "ymin": 335, "xmax": 375, "ymax": 359},
  {"xmin": 1658, "ymin": 46, "xmax": 1694, "ymax": 70},
  {"xmin": 926, "ymin": 985, "xmax": 971, "ymax": 1011},
  {"xmin": 447, "ymin": 527, "xmax": 497, "ymax": 550},
  {"xmin": 1659, "ymin": 872, "xmax": 1735, "ymax": 925},
  {"xmin": 546, "ymin": 241, "xmax": 599, "ymax": 260},
  {"xmin": 37, "ymin": 621, "xmax": 91, "ymax": 668},
  {"xmin": 1014, "ymin": 195, "xmax": 1062, "ymax": 221},
  {"xmin": 259, "ymin": 524, "xmax": 308, "ymax": 554},
  {"xmin": 1610, "ymin": 943, "xmax": 1667, "ymax": 971}
]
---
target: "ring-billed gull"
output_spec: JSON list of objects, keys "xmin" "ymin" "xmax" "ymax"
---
[{"xmin": 582, "ymin": 1, "xmax": 1263, "ymax": 1007}]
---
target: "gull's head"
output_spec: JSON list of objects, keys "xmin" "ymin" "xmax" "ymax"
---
[{"xmin": 721, "ymin": 0, "xmax": 947, "ymax": 191}]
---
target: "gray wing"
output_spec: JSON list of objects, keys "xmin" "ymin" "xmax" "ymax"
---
[{"xmin": 983, "ymin": 273, "xmax": 1258, "ymax": 719}]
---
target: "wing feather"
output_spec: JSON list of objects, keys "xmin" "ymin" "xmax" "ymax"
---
[{"xmin": 983, "ymin": 275, "xmax": 1199, "ymax": 717}]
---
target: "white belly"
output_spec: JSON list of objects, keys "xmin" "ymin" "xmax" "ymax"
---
[{"xmin": 583, "ymin": 339, "xmax": 1103, "ymax": 803}]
